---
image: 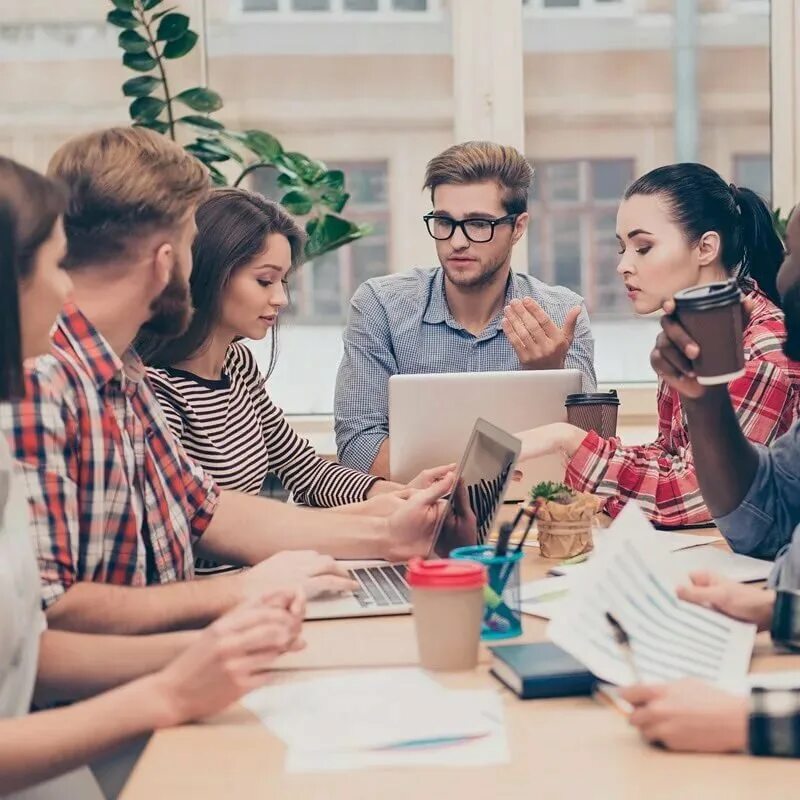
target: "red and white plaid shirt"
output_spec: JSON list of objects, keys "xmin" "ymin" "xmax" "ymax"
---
[
  {"xmin": 0, "ymin": 304, "xmax": 219, "ymax": 607},
  {"xmin": 566, "ymin": 290, "xmax": 800, "ymax": 528}
]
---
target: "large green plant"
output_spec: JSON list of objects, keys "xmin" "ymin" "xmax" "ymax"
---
[{"xmin": 106, "ymin": 0, "xmax": 369, "ymax": 260}]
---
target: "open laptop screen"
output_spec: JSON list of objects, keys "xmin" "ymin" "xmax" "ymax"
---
[{"xmin": 429, "ymin": 418, "xmax": 521, "ymax": 558}]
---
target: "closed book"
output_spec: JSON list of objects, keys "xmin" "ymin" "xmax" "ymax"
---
[{"xmin": 489, "ymin": 642, "xmax": 596, "ymax": 699}]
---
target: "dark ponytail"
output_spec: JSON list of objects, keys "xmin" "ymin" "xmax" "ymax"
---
[{"xmin": 624, "ymin": 163, "xmax": 784, "ymax": 307}]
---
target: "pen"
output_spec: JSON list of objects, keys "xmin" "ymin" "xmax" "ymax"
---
[
  {"xmin": 605, "ymin": 611, "xmax": 642, "ymax": 683},
  {"xmin": 494, "ymin": 522, "xmax": 513, "ymax": 557}
]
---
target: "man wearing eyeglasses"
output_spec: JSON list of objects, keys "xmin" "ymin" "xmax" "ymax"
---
[{"xmin": 334, "ymin": 140, "xmax": 596, "ymax": 478}]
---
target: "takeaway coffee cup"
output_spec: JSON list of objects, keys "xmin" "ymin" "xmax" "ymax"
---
[
  {"xmin": 673, "ymin": 280, "xmax": 745, "ymax": 385},
  {"xmin": 565, "ymin": 390, "xmax": 620, "ymax": 438},
  {"xmin": 407, "ymin": 557, "xmax": 486, "ymax": 671}
]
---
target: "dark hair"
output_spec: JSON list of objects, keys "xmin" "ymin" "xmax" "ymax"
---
[
  {"xmin": 0, "ymin": 157, "xmax": 67, "ymax": 401},
  {"xmin": 624, "ymin": 163, "xmax": 785, "ymax": 307},
  {"xmin": 136, "ymin": 188, "xmax": 306, "ymax": 376}
]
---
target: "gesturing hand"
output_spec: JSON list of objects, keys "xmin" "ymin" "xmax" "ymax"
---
[
  {"xmin": 242, "ymin": 550, "xmax": 357, "ymax": 601},
  {"xmin": 502, "ymin": 298, "xmax": 581, "ymax": 371}
]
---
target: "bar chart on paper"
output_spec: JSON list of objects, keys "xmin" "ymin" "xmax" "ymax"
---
[{"xmin": 547, "ymin": 504, "xmax": 756, "ymax": 690}]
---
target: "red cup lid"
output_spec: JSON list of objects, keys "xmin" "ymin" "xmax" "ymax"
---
[{"xmin": 407, "ymin": 558, "xmax": 486, "ymax": 589}]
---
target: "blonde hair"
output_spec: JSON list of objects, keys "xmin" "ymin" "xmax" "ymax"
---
[
  {"xmin": 423, "ymin": 141, "xmax": 534, "ymax": 215},
  {"xmin": 48, "ymin": 126, "xmax": 209, "ymax": 269}
]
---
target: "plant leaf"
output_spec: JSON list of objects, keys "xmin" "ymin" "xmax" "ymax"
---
[
  {"xmin": 129, "ymin": 96, "xmax": 166, "ymax": 122},
  {"xmin": 175, "ymin": 87, "xmax": 223, "ymax": 113},
  {"xmin": 151, "ymin": 5, "xmax": 177, "ymax": 21},
  {"xmin": 106, "ymin": 9, "xmax": 138, "ymax": 29},
  {"xmin": 195, "ymin": 137, "xmax": 244, "ymax": 164},
  {"xmin": 305, "ymin": 215, "xmax": 369, "ymax": 260},
  {"xmin": 207, "ymin": 164, "xmax": 229, "ymax": 187},
  {"xmin": 320, "ymin": 190, "xmax": 349, "ymax": 214},
  {"xmin": 156, "ymin": 12, "xmax": 190, "ymax": 41},
  {"xmin": 284, "ymin": 152, "xmax": 327, "ymax": 184},
  {"xmin": 163, "ymin": 30, "xmax": 198, "ymax": 58},
  {"xmin": 318, "ymin": 169, "xmax": 345, "ymax": 192},
  {"xmin": 242, "ymin": 130, "xmax": 283, "ymax": 162},
  {"xmin": 122, "ymin": 51, "xmax": 157, "ymax": 71},
  {"xmin": 111, "ymin": 0, "xmax": 135, "ymax": 10},
  {"xmin": 143, "ymin": 0, "xmax": 164, "ymax": 8},
  {"xmin": 134, "ymin": 119, "xmax": 169, "ymax": 135},
  {"xmin": 118, "ymin": 29, "xmax": 151, "ymax": 53},
  {"xmin": 178, "ymin": 114, "xmax": 225, "ymax": 131},
  {"xmin": 122, "ymin": 75, "xmax": 162, "ymax": 97},
  {"xmin": 185, "ymin": 142, "xmax": 230, "ymax": 164},
  {"xmin": 280, "ymin": 190, "xmax": 313, "ymax": 216}
]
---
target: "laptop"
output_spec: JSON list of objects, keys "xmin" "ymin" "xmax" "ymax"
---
[
  {"xmin": 305, "ymin": 418, "xmax": 521, "ymax": 620},
  {"xmin": 389, "ymin": 369, "xmax": 582, "ymax": 499}
]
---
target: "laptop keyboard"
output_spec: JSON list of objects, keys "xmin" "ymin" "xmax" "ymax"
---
[{"xmin": 349, "ymin": 564, "xmax": 410, "ymax": 608}]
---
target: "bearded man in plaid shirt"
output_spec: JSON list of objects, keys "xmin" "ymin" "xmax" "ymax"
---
[{"xmin": 0, "ymin": 127, "xmax": 451, "ymax": 636}]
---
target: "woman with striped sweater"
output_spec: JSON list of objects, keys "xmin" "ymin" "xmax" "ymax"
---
[{"xmin": 136, "ymin": 188, "xmax": 448, "ymax": 575}]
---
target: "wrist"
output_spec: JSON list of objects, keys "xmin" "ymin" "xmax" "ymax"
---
[
  {"xmin": 126, "ymin": 671, "xmax": 184, "ymax": 730},
  {"xmin": 557, "ymin": 423, "xmax": 587, "ymax": 458},
  {"xmin": 756, "ymin": 589, "xmax": 777, "ymax": 632}
]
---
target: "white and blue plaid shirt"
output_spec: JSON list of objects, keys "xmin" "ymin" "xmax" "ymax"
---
[{"xmin": 334, "ymin": 267, "xmax": 596, "ymax": 472}]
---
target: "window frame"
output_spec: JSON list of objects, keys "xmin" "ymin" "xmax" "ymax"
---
[
  {"xmin": 238, "ymin": 0, "xmax": 443, "ymax": 22},
  {"xmin": 521, "ymin": 0, "xmax": 633, "ymax": 18}
]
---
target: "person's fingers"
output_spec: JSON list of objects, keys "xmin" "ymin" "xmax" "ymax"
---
[
  {"xmin": 662, "ymin": 299, "xmax": 676, "ymax": 315},
  {"xmin": 660, "ymin": 315, "xmax": 699, "ymax": 360},
  {"xmin": 619, "ymin": 684, "xmax": 666, "ymax": 707},
  {"xmin": 420, "ymin": 464, "xmax": 457, "ymax": 485},
  {"xmin": 212, "ymin": 600, "xmax": 292, "ymax": 635},
  {"xmin": 305, "ymin": 574, "xmax": 359, "ymax": 598},
  {"xmin": 413, "ymin": 471, "xmax": 454, "ymax": 505},
  {"xmin": 512, "ymin": 298, "xmax": 547, "ymax": 341},
  {"xmin": 676, "ymin": 583, "xmax": 727, "ymax": 609},
  {"xmin": 305, "ymin": 554, "xmax": 350, "ymax": 579},
  {"xmin": 650, "ymin": 347, "xmax": 685, "ymax": 382},
  {"xmin": 503, "ymin": 313, "xmax": 536, "ymax": 352},
  {"xmin": 521, "ymin": 297, "xmax": 560, "ymax": 338},
  {"xmin": 511, "ymin": 469, "xmax": 523, "ymax": 482},
  {"xmin": 289, "ymin": 587, "xmax": 306, "ymax": 618},
  {"xmin": 688, "ymin": 570, "xmax": 720, "ymax": 587},
  {"xmin": 656, "ymin": 340, "xmax": 695, "ymax": 378}
]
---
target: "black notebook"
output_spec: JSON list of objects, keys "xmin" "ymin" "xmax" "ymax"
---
[{"xmin": 489, "ymin": 642, "xmax": 596, "ymax": 699}]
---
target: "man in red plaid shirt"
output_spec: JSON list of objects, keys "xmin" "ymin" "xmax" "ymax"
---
[{"xmin": 0, "ymin": 128, "xmax": 451, "ymax": 635}]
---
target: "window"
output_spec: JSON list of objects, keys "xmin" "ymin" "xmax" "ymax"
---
[
  {"xmin": 241, "ymin": 0, "xmax": 437, "ymax": 15},
  {"xmin": 522, "ymin": 0, "xmax": 629, "ymax": 14},
  {"xmin": 734, "ymin": 154, "xmax": 772, "ymax": 204},
  {"xmin": 251, "ymin": 161, "xmax": 390, "ymax": 324},
  {"xmin": 528, "ymin": 159, "xmax": 633, "ymax": 317}
]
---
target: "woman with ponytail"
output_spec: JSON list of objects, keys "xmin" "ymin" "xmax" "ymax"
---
[{"xmin": 516, "ymin": 162, "xmax": 800, "ymax": 528}]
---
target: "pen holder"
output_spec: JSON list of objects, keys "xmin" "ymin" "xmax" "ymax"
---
[{"xmin": 449, "ymin": 545, "xmax": 523, "ymax": 641}]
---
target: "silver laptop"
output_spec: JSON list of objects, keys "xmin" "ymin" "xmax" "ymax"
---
[
  {"xmin": 389, "ymin": 369, "xmax": 581, "ymax": 499},
  {"xmin": 305, "ymin": 418, "xmax": 521, "ymax": 620}
]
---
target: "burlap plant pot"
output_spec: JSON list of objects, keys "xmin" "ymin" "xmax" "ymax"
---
[{"xmin": 534, "ymin": 492, "xmax": 602, "ymax": 560}]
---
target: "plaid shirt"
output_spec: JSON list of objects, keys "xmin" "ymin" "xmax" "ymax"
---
[
  {"xmin": 565, "ymin": 291, "xmax": 800, "ymax": 528},
  {"xmin": 749, "ymin": 589, "xmax": 800, "ymax": 757},
  {"xmin": 0, "ymin": 305, "xmax": 219, "ymax": 608},
  {"xmin": 335, "ymin": 267, "xmax": 596, "ymax": 472}
]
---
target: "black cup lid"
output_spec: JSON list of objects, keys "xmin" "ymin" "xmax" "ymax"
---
[
  {"xmin": 673, "ymin": 279, "xmax": 741, "ymax": 312},
  {"xmin": 565, "ymin": 390, "xmax": 620, "ymax": 407}
]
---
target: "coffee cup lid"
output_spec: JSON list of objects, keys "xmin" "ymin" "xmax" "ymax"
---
[
  {"xmin": 565, "ymin": 390, "xmax": 620, "ymax": 407},
  {"xmin": 407, "ymin": 558, "xmax": 486, "ymax": 589},
  {"xmin": 673, "ymin": 279, "xmax": 742, "ymax": 311}
]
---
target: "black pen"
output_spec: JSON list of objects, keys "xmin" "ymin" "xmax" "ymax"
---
[
  {"xmin": 494, "ymin": 521, "xmax": 514, "ymax": 557},
  {"xmin": 606, "ymin": 612, "xmax": 642, "ymax": 683}
]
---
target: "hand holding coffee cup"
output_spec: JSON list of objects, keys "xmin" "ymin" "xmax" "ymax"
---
[{"xmin": 652, "ymin": 280, "xmax": 751, "ymax": 399}]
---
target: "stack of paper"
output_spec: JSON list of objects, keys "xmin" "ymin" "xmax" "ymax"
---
[
  {"xmin": 241, "ymin": 668, "xmax": 509, "ymax": 772},
  {"xmin": 547, "ymin": 503, "xmax": 757, "ymax": 690}
]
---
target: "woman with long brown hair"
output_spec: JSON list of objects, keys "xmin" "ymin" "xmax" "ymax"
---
[{"xmin": 0, "ymin": 156, "xmax": 305, "ymax": 797}]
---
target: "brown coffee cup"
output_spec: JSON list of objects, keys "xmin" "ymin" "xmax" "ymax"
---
[
  {"xmin": 673, "ymin": 280, "xmax": 745, "ymax": 386},
  {"xmin": 407, "ymin": 557, "xmax": 486, "ymax": 671},
  {"xmin": 565, "ymin": 391, "xmax": 620, "ymax": 438}
]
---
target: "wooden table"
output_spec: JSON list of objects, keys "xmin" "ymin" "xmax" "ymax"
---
[{"xmin": 121, "ymin": 525, "xmax": 799, "ymax": 799}]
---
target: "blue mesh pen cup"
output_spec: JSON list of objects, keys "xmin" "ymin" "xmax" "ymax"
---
[{"xmin": 449, "ymin": 545, "xmax": 524, "ymax": 640}]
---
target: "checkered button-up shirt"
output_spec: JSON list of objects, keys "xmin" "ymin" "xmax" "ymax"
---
[
  {"xmin": 565, "ymin": 290, "xmax": 800, "ymax": 528},
  {"xmin": 0, "ymin": 305, "xmax": 219, "ymax": 608},
  {"xmin": 335, "ymin": 267, "xmax": 596, "ymax": 472}
]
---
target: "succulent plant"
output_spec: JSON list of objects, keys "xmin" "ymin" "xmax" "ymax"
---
[{"xmin": 529, "ymin": 482, "xmax": 576, "ymax": 506}]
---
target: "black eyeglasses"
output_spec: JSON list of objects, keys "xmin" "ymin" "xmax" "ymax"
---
[{"xmin": 422, "ymin": 213, "xmax": 518, "ymax": 243}]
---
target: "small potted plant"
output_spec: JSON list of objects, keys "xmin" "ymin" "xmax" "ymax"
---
[{"xmin": 529, "ymin": 482, "xmax": 602, "ymax": 559}]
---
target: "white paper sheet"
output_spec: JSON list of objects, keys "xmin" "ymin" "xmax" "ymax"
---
[
  {"xmin": 241, "ymin": 668, "xmax": 509, "ymax": 772},
  {"xmin": 547, "ymin": 503, "xmax": 756, "ymax": 690},
  {"xmin": 283, "ymin": 691, "xmax": 509, "ymax": 773},
  {"xmin": 669, "ymin": 546, "xmax": 773, "ymax": 583},
  {"xmin": 519, "ymin": 575, "xmax": 571, "ymax": 620},
  {"xmin": 748, "ymin": 670, "xmax": 800, "ymax": 690}
]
